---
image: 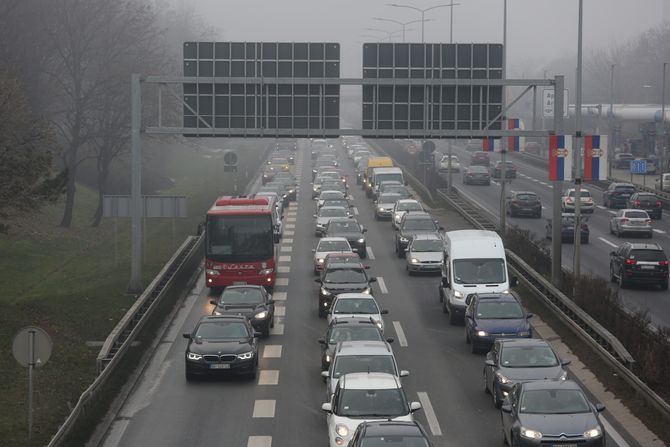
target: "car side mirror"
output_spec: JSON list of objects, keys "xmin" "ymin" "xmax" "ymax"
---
[
  {"xmin": 526, "ymin": 313, "xmax": 534, "ymax": 319},
  {"xmin": 465, "ymin": 295, "xmax": 474, "ymax": 305},
  {"xmin": 313, "ymin": 214, "xmax": 317, "ymax": 218},
  {"xmin": 321, "ymin": 371, "xmax": 329, "ymax": 378},
  {"xmin": 439, "ymin": 226, "xmax": 445, "ymax": 231},
  {"xmin": 362, "ymin": 228, "xmax": 368, "ymax": 233},
  {"xmin": 318, "ymin": 337, "xmax": 326, "ymax": 344},
  {"xmin": 380, "ymin": 309, "xmax": 389, "ymax": 315},
  {"xmin": 209, "ymin": 299, "xmax": 217, "ymax": 306},
  {"xmin": 364, "ymin": 265, "xmax": 371, "ymax": 269},
  {"xmin": 404, "ymin": 248, "xmax": 409, "ymax": 252},
  {"xmin": 182, "ymin": 333, "xmax": 191, "ymax": 339},
  {"xmin": 501, "ymin": 404, "xmax": 512, "ymax": 413},
  {"xmin": 312, "ymin": 249, "xmax": 316, "ymax": 252},
  {"xmin": 315, "ymin": 279, "xmax": 322, "ymax": 283},
  {"xmin": 595, "ymin": 403, "xmax": 606, "ymax": 412},
  {"xmin": 369, "ymin": 277, "xmax": 377, "ymax": 283},
  {"xmin": 561, "ymin": 359, "xmax": 572, "ymax": 366},
  {"xmin": 609, "ymin": 251, "xmax": 616, "ymax": 256},
  {"xmin": 400, "ymin": 370, "xmax": 410, "ymax": 377},
  {"xmin": 267, "ymin": 299, "xmax": 275, "ymax": 305},
  {"xmin": 485, "ymin": 359, "xmax": 495, "ymax": 367},
  {"xmin": 321, "ymin": 403, "xmax": 333, "ymax": 413},
  {"xmin": 409, "ymin": 401, "xmax": 422, "ymax": 413},
  {"xmin": 510, "ymin": 276, "xmax": 518, "ymax": 287},
  {"xmin": 253, "ymin": 331, "xmax": 263, "ymax": 338},
  {"xmin": 441, "ymin": 277, "xmax": 451, "ymax": 288}
]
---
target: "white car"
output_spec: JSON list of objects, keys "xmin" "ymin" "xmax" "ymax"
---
[
  {"xmin": 405, "ymin": 234, "xmax": 444, "ymax": 274},
  {"xmin": 316, "ymin": 190, "xmax": 348, "ymax": 210},
  {"xmin": 313, "ymin": 237, "xmax": 353, "ymax": 274},
  {"xmin": 610, "ymin": 209, "xmax": 653, "ymax": 238},
  {"xmin": 321, "ymin": 372, "xmax": 421, "ymax": 447},
  {"xmin": 438, "ymin": 154, "xmax": 460, "ymax": 172},
  {"xmin": 392, "ymin": 199, "xmax": 425, "ymax": 229},
  {"xmin": 562, "ymin": 188, "xmax": 595, "ymax": 214},
  {"xmin": 327, "ymin": 293, "xmax": 388, "ymax": 332},
  {"xmin": 315, "ymin": 206, "xmax": 350, "ymax": 236}
]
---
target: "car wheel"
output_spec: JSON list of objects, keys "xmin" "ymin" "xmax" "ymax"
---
[
  {"xmin": 442, "ymin": 296, "xmax": 449, "ymax": 314},
  {"xmin": 318, "ymin": 306, "xmax": 327, "ymax": 318},
  {"xmin": 248, "ymin": 363, "xmax": 258, "ymax": 381},
  {"xmin": 610, "ymin": 264, "xmax": 617, "ymax": 283},
  {"xmin": 359, "ymin": 247, "xmax": 367, "ymax": 259},
  {"xmin": 609, "ymin": 223, "xmax": 614, "ymax": 235},
  {"xmin": 470, "ymin": 340, "xmax": 479, "ymax": 354},
  {"xmin": 618, "ymin": 269, "xmax": 628, "ymax": 289},
  {"xmin": 616, "ymin": 225, "xmax": 622, "ymax": 237},
  {"xmin": 448, "ymin": 307, "xmax": 458, "ymax": 325},
  {"xmin": 438, "ymin": 285, "xmax": 444, "ymax": 303},
  {"xmin": 270, "ymin": 316, "xmax": 275, "ymax": 328},
  {"xmin": 483, "ymin": 370, "xmax": 491, "ymax": 394},
  {"xmin": 492, "ymin": 384, "xmax": 502, "ymax": 408},
  {"xmin": 465, "ymin": 328, "xmax": 470, "ymax": 344},
  {"xmin": 262, "ymin": 323, "xmax": 270, "ymax": 338},
  {"xmin": 661, "ymin": 281, "xmax": 669, "ymax": 291},
  {"xmin": 185, "ymin": 368, "xmax": 195, "ymax": 382}
]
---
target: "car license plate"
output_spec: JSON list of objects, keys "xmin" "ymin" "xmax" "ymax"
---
[
  {"xmin": 641, "ymin": 265, "xmax": 656, "ymax": 270},
  {"xmin": 210, "ymin": 363, "xmax": 230, "ymax": 369},
  {"xmin": 233, "ymin": 281, "xmax": 247, "ymax": 285}
]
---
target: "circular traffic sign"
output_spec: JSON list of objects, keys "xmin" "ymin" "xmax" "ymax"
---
[
  {"xmin": 422, "ymin": 141, "xmax": 436, "ymax": 154},
  {"xmin": 12, "ymin": 326, "xmax": 52, "ymax": 368},
  {"xmin": 223, "ymin": 150, "xmax": 238, "ymax": 166}
]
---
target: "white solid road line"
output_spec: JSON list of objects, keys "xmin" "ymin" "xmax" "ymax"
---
[
  {"xmin": 392, "ymin": 321, "xmax": 408, "ymax": 347},
  {"xmin": 416, "ymin": 392, "xmax": 442, "ymax": 436},
  {"xmin": 366, "ymin": 246, "xmax": 375, "ymax": 260},
  {"xmin": 601, "ymin": 417, "xmax": 630, "ymax": 447},
  {"xmin": 653, "ymin": 229, "xmax": 666, "ymax": 234},
  {"xmin": 599, "ymin": 237, "xmax": 619, "ymax": 248},
  {"xmin": 247, "ymin": 436, "xmax": 272, "ymax": 447},
  {"xmin": 377, "ymin": 276, "xmax": 388, "ymax": 294}
]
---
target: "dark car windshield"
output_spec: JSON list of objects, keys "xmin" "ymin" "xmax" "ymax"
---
[
  {"xmin": 397, "ymin": 202, "xmax": 422, "ymax": 211},
  {"xmin": 323, "ymin": 200, "xmax": 349, "ymax": 209},
  {"xmin": 500, "ymin": 345, "xmax": 559, "ymax": 368},
  {"xmin": 614, "ymin": 185, "xmax": 635, "ymax": 193},
  {"xmin": 360, "ymin": 437, "xmax": 430, "ymax": 447},
  {"xmin": 324, "ymin": 268, "xmax": 368, "ymax": 284},
  {"xmin": 453, "ymin": 258, "xmax": 506, "ymax": 284},
  {"xmin": 338, "ymin": 389, "xmax": 408, "ymax": 418},
  {"xmin": 333, "ymin": 355, "xmax": 396, "ymax": 377},
  {"xmin": 520, "ymin": 389, "xmax": 591, "ymax": 414},
  {"xmin": 195, "ymin": 321, "xmax": 249, "ymax": 339},
  {"xmin": 629, "ymin": 249, "xmax": 667, "ymax": 262},
  {"xmin": 475, "ymin": 301, "xmax": 524, "ymax": 319},
  {"xmin": 402, "ymin": 219, "xmax": 437, "ymax": 231},
  {"xmin": 515, "ymin": 193, "xmax": 537, "ymax": 201},
  {"xmin": 319, "ymin": 208, "xmax": 348, "ymax": 217},
  {"xmin": 328, "ymin": 327, "xmax": 383, "ymax": 344},
  {"xmin": 329, "ymin": 221, "xmax": 361, "ymax": 233},
  {"xmin": 333, "ymin": 298, "xmax": 379, "ymax": 314},
  {"xmin": 378, "ymin": 193, "xmax": 402, "ymax": 203},
  {"xmin": 318, "ymin": 240, "xmax": 351, "ymax": 252},
  {"xmin": 219, "ymin": 288, "xmax": 263, "ymax": 305},
  {"xmin": 411, "ymin": 239, "xmax": 443, "ymax": 252}
]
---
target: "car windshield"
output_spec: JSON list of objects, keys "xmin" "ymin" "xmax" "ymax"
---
[
  {"xmin": 323, "ymin": 200, "xmax": 349, "ymax": 208},
  {"xmin": 319, "ymin": 208, "xmax": 348, "ymax": 217},
  {"xmin": 624, "ymin": 211, "xmax": 649, "ymax": 219},
  {"xmin": 318, "ymin": 241, "xmax": 351, "ymax": 252},
  {"xmin": 376, "ymin": 173, "xmax": 404, "ymax": 184},
  {"xmin": 630, "ymin": 249, "xmax": 667, "ymax": 262},
  {"xmin": 519, "ymin": 389, "xmax": 591, "ymax": 414},
  {"xmin": 195, "ymin": 321, "xmax": 249, "ymax": 339},
  {"xmin": 411, "ymin": 240, "xmax": 443, "ymax": 252},
  {"xmin": 219, "ymin": 288, "xmax": 263, "ymax": 305},
  {"xmin": 614, "ymin": 186, "xmax": 635, "ymax": 193},
  {"xmin": 338, "ymin": 389, "xmax": 408, "ymax": 418},
  {"xmin": 333, "ymin": 355, "xmax": 396, "ymax": 378},
  {"xmin": 397, "ymin": 202, "xmax": 422, "ymax": 211},
  {"xmin": 453, "ymin": 258, "xmax": 506, "ymax": 284},
  {"xmin": 402, "ymin": 219, "xmax": 437, "ymax": 231},
  {"xmin": 379, "ymin": 193, "xmax": 402, "ymax": 203},
  {"xmin": 329, "ymin": 221, "xmax": 361, "ymax": 232},
  {"xmin": 333, "ymin": 298, "xmax": 379, "ymax": 314},
  {"xmin": 468, "ymin": 166, "xmax": 488, "ymax": 173},
  {"xmin": 328, "ymin": 327, "xmax": 383, "ymax": 344},
  {"xmin": 360, "ymin": 437, "xmax": 430, "ymax": 447},
  {"xmin": 475, "ymin": 301, "xmax": 524, "ymax": 319},
  {"xmin": 324, "ymin": 268, "xmax": 368, "ymax": 284},
  {"xmin": 500, "ymin": 345, "xmax": 559, "ymax": 368},
  {"xmin": 568, "ymin": 190, "xmax": 591, "ymax": 198},
  {"xmin": 515, "ymin": 194, "xmax": 537, "ymax": 201}
]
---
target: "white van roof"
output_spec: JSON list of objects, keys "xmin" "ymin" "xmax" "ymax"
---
[
  {"xmin": 445, "ymin": 230, "xmax": 505, "ymax": 258},
  {"xmin": 372, "ymin": 167, "xmax": 402, "ymax": 174}
]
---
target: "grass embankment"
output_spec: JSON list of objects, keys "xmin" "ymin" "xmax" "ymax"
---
[{"xmin": 0, "ymin": 138, "xmax": 268, "ymax": 446}]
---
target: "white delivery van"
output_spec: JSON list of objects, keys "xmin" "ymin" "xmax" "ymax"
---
[
  {"xmin": 369, "ymin": 167, "xmax": 405, "ymax": 198},
  {"xmin": 439, "ymin": 230, "xmax": 517, "ymax": 324}
]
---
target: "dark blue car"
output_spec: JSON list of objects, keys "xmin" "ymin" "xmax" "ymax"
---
[{"xmin": 464, "ymin": 293, "xmax": 532, "ymax": 353}]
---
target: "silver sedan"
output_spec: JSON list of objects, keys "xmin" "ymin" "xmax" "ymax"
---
[{"xmin": 610, "ymin": 209, "xmax": 652, "ymax": 238}]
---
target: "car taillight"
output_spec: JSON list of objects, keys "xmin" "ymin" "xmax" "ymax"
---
[
  {"xmin": 656, "ymin": 201, "xmax": 662, "ymax": 207},
  {"xmin": 659, "ymin": 261, "xmax": 669, "ymax": 267},
  {"xmin": 646, "ymin": 219, "xmax": 651, "ymax": 224},
  {"xmin": 512, "ymin": 200, "xmax": 520, "ymax": 205},
  {"xmin": 620, "ymin": 218, "xmax": 629, "ymax": 223},
  {"xmin": 633, "ymin": 201, "xmax": 640, "ymax": 206},
  {"xmin": 625, "ymin": 259, "xmax": 636, "ymax": 265},
  {"xmin": 581, "ymin": 224, "xmax": 588, "ymax": 229}
]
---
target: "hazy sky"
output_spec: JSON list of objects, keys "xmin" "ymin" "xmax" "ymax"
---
[{"xmin": 188, "ymin": 0, "xmax": 667, "ymax": 77}]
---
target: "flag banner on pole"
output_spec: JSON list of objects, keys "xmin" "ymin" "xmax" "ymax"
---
[
  {"xmin": 482, "ymin": 137, "xmax": 495, "ymax": 152},
  {"xmin": 507, "ymin": 118, "xmax": 521, "ymax": 152},
  {"xmin": 548, "ymin": 135, "xmax": 572, "ymax": 181},
  {"xmin": 583, "ymin": 135, "xmax": 607, "ymax": 181}
]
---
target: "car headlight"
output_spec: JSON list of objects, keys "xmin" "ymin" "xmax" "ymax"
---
[
  {"xmin": 558, "ymin": 370, "xmax": 568, "ymax": 381},
  {"xmin": 517, "ymin": 331, "xmax": 530, "ymax": 337},
  {"xmin": 453, "ymin": 290, "xmax": 464, "ymax": 299},
  {"xmin": 320, "ymin": 287, "xmax": 331, "ymax": 296},
  {"xmin": 206, "ymin": 269, "xmax": 220, "ymax": 276},
  {"xmin": 335, "ymin": 424, "xmax": 349, "ymax": 437},
  {"xmin": 410, "ymin": 258, "xmax": 419, "ymax": 264},
  {"xmin": 325, "ymin": 354, "xmax": 331, "ymax": 363},
  {"xmin": 495, "ymin": 372, "xmax": 510, "ymax": 384},
  {"xmin": 259, "ymin": 268, "xmax": 274, "ymax": 275},
  {"xmin": 362, "ymin": 287, "xmax": 371, "ymax": 294},
  {"xmin": 374, "ymin": 319, "xmax": 383, "ymax": 330},
  {"xmin": 399, "ymin": 236, "xmax": 408, "ymax": 243},
  {"xmin": 214, "ymin": 311, "xmax": 222, "ymax": 316},
  {"xmin": 254, "ymin": 311, "xmax": 268, "ymax": 319},
  {"xmin": 237, "ymin": 351, "xmax": 254, "ymax": 360},
  {"xmin": 317, "ymin": 258, "xmax": 324, "ymax": 264},
  {"xmin": 313, "ymin": 186, "xmax": 318, "ymax": 191},
  {"xmin": 520, "ymin": 427, "xmax": 542, "ymax": 440},
  {"xmin": 187, "ymin": 352, "xmax": 202, "ymax": 360},
  {"xmin": 357, "ymin": 238, "xmax": 365, "ymax": 243},
  {"xmin": 476, "ymin": 330, "xmax": 488, "ymax": 337},
  {"xmin": 583, "ymin": 427, "xmax": 602, "ymax": 438},
  {"xmin": 289, "ymin": 189, "xmax": 295, "ymax": 194},
  {"xmin": 378, "ymin": 206, "xmax": 385, "ymax": 212}
]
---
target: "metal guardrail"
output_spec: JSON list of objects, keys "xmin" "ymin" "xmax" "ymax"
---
[
  {"xmin": 435, "ymin": 185, "xmax": 670, "ymax": 423},
  {"xmin": 47, "ymin": 234, "xmax": 204, "ymax": 446}
]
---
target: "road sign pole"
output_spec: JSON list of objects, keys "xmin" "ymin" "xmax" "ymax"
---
[
  {"xmin": 28, "ymin": 329, "xmax": 34, "ymax": 440},
  {"xmin": 574, "ymin": 0, "xmax": 584, "ymax": 288},
  {"xmin": 552, "ymin": 76, "xmax": 565, "ymax": 287},
  {"xmin": 128, "ymin": 73, "xmax": 143, "ymax": 293}
]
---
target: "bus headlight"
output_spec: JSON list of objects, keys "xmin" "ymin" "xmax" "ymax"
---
[
  {"xmin": 259, "ymin": 268, "xmax": 274, "ymax": 275},
  {"xmin": 206, "ymin": 269, "xmax": 220, "ymax": 276}
]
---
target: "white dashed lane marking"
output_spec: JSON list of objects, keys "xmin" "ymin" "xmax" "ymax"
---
[
  {"xmin": 280, "ymin": 246, "xmax": 292, "ymax": 252},
  {"xmin": 599, "ymin": 237, "xmax": 619, "ymax": 248},
  {"xmin": 366, "ymin": 246, "xmax": 375, "ymax": 259},
  {"xmin": 263, "ymin": 345, "xmax": 282, "ymax": 358},
  {"xmin": 285, "ymin": 223, "xmax": 295, "ymax": 229},
  {"xmin": 278, "ymin": 255, "xmax": 291, "ymax": 263},
  {"xmin": 392, "ymin": 321, "xmax": 408, "ymax": 347},
  {"xmin": 273, "ymin": 291, "xmax": 287, "ymax": 301},
  {"xmin": 277, "ymin": 266, "xmax": 290, "ymax": 273},
  {"xmin": 269, "ymin": 323, "xmax": 284, "ymax": 336},
  {"xmin": 258, "ymin": 370, "xmax": 279, "ymax": 385},
  {"xmin": 284, "ymin": 230, "xmax": 295, "ymax": 237},
  {"xmin": 377, "ymin": 276, "xmax": 388, "ymax": 294},
  {"xmin": 353, "ymin": 207, "xmax": 359, "ymax": 215},
  {"xmin": 247, "ymin": 436, "xmax": 272, "ymax": 447},
  {"xmin": 252, "ymin": 400, "xmax": 276, "ymax": 418},
  {"xmin": 276, "ymin": 278, "xmax": 289, "ymax": 286},
  {"xmin": 282, "ymin": 238, "xmax": 294, "ymax": 244},
  {"xmin": 417, "ymin": 392, "xmax": 442, "ymax": 436},
  {"xmin": 275, "ymin": 305, "xmax": 286, "ymax": 316},
  {"xmin": 653, "ymin": 229, "xmax": 666, "ymax": 234}
]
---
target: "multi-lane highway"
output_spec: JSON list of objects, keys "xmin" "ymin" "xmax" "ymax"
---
[
  {"xmin": 98, "ymin": 138, "xmax": 638, "ymax": 447},
  {"xmin": 432, "ymin": 142, "xmax": 670, "ymax": 329}
]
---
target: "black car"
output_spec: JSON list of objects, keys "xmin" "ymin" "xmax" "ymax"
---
[
  {"xmin": 501, "ymin": 380, "xmax": 606, "ymax": 447},
  {"xmin": 395, "ymin": 212, "xmax": 443, "ymax": 258},
  {"xmin": 209, "ymin": 285, "xmax": 275, "ymax": 336},
  {"xmin": 603, "ymin": 182, "xmax": 635, "ymax": 208},
  {"xmin": 318, "ymin": 317, "xmax": 391, "ymax": 371},
  {"xmin": 627, "ymin": 192, "xmax": 663, "ymax": 219},
  {"xmin": 261, "ymin": 167, "xmax": 277, "ymax": 185},
  {"xmin": 463, "ymin": 165, "xmax": 491, "ymax": 185},
  {"xmin": 546, "ymin": 213, "xmax": 589, "ymax": 244},
  {"xmin": 348, "ymin": 421, "xmax": 433, "ymax": 447},
  {"xmin": 270, "ymin": 178, "xmax": 297, "ymax": 202},
  {"xmin": 315, "ymin": 263, "xmax": 377, "ymax": 317},
  {"xmin": 324, "ymin": 217, "xmax": 367, "ymax": 258},
  {"xmin": 506, "ymin": 191, "xmax": 541, "ymax": 218},
  {"xmin": 610, "ymin": 242, "xmax": 669, "ymax": 290},
  {"xmin": 491, "ymin": 160, "xmax": 517, "ymax": 179},
  {"xmin": 183, "ymin": 315, "xmax": 260, "ymax": 380},
  {"xmin": 484, "ymin": 339, "xmax": 570, "ymax": 408}
]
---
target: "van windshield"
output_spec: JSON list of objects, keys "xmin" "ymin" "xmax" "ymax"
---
[
  {"xmin": 376, "ymin": 173, "xmax": 403, "ymax": 185},
  {"xmin": 453, "ymin": 258, "xmax": 506, "ymax": 284}
]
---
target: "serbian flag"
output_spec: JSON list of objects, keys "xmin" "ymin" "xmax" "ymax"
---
[
  {"xmin": 583, "ymin": 135, "xmax": 607, "ymax": 181},
  {"xmin": 482, "ymin": 138, "xmax": 495, "ymax": 152},
  {"xmin": 507, "ymin": 118, "xmax": 521, "ymax": 152},
  {"xmin": 548, "ymin": 135, "xmax": 572, "ymax": 181}
]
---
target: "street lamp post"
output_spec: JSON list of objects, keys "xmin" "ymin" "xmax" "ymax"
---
[
  {"xmin": 500, "ymin": 0, "xmax": 509, "ymax": 233},
  {"xmin": 373, "ymin": 17, "xmax": 432, "ymax": 43},
  {"xmin": 388, "ymin": 3, "xmax": 460, "ymax": 43},
  {"xmin": 609, "ymin": 64, "xmax": 615, "ymax": 179},
  {"xmin": 573, "ymin": 0, "xmax": 584, "ymax": 286},
  {"xmin": 364, "ymin": 28, "xmax": 405, "ymax": 42},
  {"xmin": 660, "ymin": 62, "xmax": 667, "ymax": 191}
]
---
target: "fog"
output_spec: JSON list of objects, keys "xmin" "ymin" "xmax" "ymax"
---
[{"xmin": 189, "ymin": 0, "xmax": 668, "ymax": 77}]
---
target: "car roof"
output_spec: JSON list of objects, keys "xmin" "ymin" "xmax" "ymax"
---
[
  {"xmin": 521, "ymin": 379, "xmax": 582, "ymax": 392},
  {"xmin": 326, "ymin": 263, "xmax": 365, "ymax": 270},
  {"xmin": 340, "ymin": 372, "xmax": 401, "ymax": 390},
  {"xmin": 498, "ymin": 338, "xmax": 553, "ymax": 348},
  {"xmin": 319, "ymin": 237, "xmax": 349, "ymax": 243},
  {"xmin": 199, "ymin": 314, "xmax": 248, "ymax": 323},
  {"xmin": 627, "ymin": 242, "xmax": 663, "ymax": 250},
  {"xmin": 336, "ymin": 340, "xmax": 393, "ymax": 356},
  {"xmin": 361, "ymin": 421, "xmax": 427, "ymax": 438},
  {"xmin": 411, "ymin": 233, "xmax": 443, "ymax": 241},
  {"xmin": 329, "ymin": 316, "xmax": 379, "ymax": 328},
  {"xmin": 473, "ymin": 292, "xmax": 518, "ymax": 303}
]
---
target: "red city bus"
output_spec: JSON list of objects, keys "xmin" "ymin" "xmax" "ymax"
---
[{"xmin": 205, "ymin": 197, "xmax": 277, "ymax": 290}]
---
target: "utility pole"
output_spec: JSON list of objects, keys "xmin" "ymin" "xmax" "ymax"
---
[
  {"xmin": 128, "ymin": 73, "xmax": 143, "ymax": 293},
  {"xmin": 660, "ymin": 62, "xmax": 667, "ymax": 192},
  {"xmin": 552, "ymin": 76, "xmax": 565, "ymax": 286},
  {"xmin": 609, "ymin": 64, "xmax": 615, "ymax": 179},
  {"xmin": 446, "ymin": 2, "xmax": 459, "ymax": 193},
  {"xmin": 499, "ymin": 0, "xmax": 508, "ymax": 233},
  {"xmin": 573, "ymin": 0, "xmax": 584, "ymax": 287}
]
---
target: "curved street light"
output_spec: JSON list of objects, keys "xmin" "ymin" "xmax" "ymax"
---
[
  {"xmin": 372, "ymin": 17, "xmax": 433, "ymax": 42},
  {"xmin": 388, "ymin": 3, "xmax": 460, "ymax": 43}
]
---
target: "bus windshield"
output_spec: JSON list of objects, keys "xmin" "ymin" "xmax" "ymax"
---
[{"xmin": 206, "ymin": 214, "xmax": 273, "ymax": 262}]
